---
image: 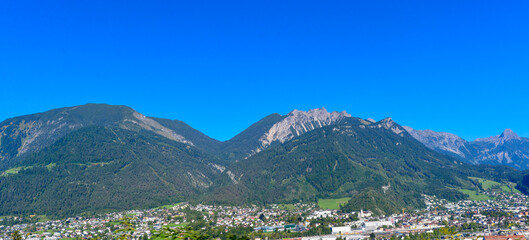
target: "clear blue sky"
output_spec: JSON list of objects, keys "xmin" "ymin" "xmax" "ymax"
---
[{"xmin": 1, "ymin": 0, "xmax": 528, "ymax": 141}]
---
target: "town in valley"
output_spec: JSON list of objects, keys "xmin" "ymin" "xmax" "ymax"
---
[{"xmin": 3, "ymin": 188, "xmax": 529, "ymax": 240}]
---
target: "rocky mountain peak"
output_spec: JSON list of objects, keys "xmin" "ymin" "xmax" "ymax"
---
[
  {"xmin": 405, "ymin": 126, "xmax": 529, "ymax": 169},
  {"xmin": 403, "ymin": 126, "xmax": 469, "ymax": 158},
  {"xmin": 380, "ymin": 117, "xmax": 393, "ymax": 122},
  {"xmin": 288, "ymin": 107, "xmax": 351, "ymax": 118},
  {"xmin": 474, "ymin": 129, "xmax": 523, "ymax": 146},
  {"xmin": 372, "ymin": 117, "xmax": 405, "ymax": 136},
  {"xmin": 500, "ymin": 128, "xmax": 521, "ymax": 141},
  {"xmin": 366, "ymin": 118, "xmax": 376, "ymax": 123},
  {"xmin": 256, "ymin": 108, "xmax": 351, "ymax": 152}
]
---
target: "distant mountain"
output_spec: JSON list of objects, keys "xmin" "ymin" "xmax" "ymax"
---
[
  {"xmin": 0, "ymin": 104, "xmax": 227, "ymax": 216},
  {"xmin": 0, "ymin": 104, "xmax": 523, "ymax": 217},
  {"xmin": 0, "ymin": 104, "xmax": 200, "ymax": 170},
  {"xmin": 219, "ymin": 108, "xmax": 351, "ymax": 160},
  {"xmin": 402, "ymin": 127, "xmax": 472, "ymax": 159},
  {"xmin": 471, "ymin": 129, "xmax": 529, "ymax": 169},
  {"xmin": 0, "ymin": 126, "xmax": 221, "ymax": 217},
  {"xmin": 206, "ymin": 117, "xmax": 496, "ymax": 215},
  {"xmin": 404, "ymin": 127, "xmax": 529, "ymax": 170},
  {"xmin": 0, "ymin": 105, "xmax": 351, "ymax": 168}
]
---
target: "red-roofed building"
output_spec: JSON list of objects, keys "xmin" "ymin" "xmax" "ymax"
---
[{"xmin": 484, "ymin": 235, "xmax": 526, "ymax": 240}]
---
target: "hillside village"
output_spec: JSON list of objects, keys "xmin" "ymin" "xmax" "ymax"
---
[{"xmin": 2, "ymin": 189, "xmax": 529, "ymax": 240}]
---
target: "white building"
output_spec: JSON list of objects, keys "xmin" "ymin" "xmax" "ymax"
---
[
  {"xmin": 358, "ymin": 210, "xmax": 372, "ymax": 219},
  {"xmin": 363, "ymin": 220, "xmax": 393, "ymax": 230},
  {"xmin": 332, "ymin": 226, "xmax": 352, "ymax": 234},
  {"xmin": 308, "ymin": 210, "xmax": 333, "ymax": 219}
]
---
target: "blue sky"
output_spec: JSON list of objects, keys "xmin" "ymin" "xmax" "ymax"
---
[{"xmin": 1, "ymin": 0, "xmax": 528, "ymax": 141}]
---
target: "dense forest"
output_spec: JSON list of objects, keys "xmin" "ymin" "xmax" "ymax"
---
[{"xmin": 0, "ymin": 104, "xmax": 525, "ymax": 217}]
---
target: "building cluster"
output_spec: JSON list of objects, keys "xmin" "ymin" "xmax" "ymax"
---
[
  {"xmin": 327, "ymin": 193, "xmax": 529, "ymax": 240},
  {"xmin": 1, "ymin": 191, "xmax": 529, "ymax": 239}
]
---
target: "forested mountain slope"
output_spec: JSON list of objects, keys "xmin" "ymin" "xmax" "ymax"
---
[
  {"xmin": 206, "ymin": 117, "xmax": 512, "ymax": 214},
  {"xmin": 0, "ymin": 126, "xmax": 221, "ymax": 217},
  {"xmin": 0, "ymin": 104, "xmax": 523, "ymax": 217},
  {"xmin": 0, "ymin": 104, "xmax": 197, "ymax": 170}
]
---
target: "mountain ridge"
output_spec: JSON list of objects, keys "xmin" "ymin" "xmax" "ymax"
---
[
  {"xmin": 0, "ymin": 125, "xmax": 221, "ymax": 216},
  {"xmin": 0, "ymin": 103, "xmax": 525, "ymax": 217},
  {"xmin": 0, "ymin": 103, "xmax": 199, "ymax": 170},
  {"xmin": 404, "ymin": 126, "xmax": 529, "ymax": 170},
  {"xmin": 205, "ymin": 117, "xmax": 489, "ymax": 215}
]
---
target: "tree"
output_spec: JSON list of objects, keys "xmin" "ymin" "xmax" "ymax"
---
[
  {"xmin": 114, "ymin": 217, "xmax": 136, "ymax": 240},
  {"xmin": 227, "ymin": 233, "xmax": 250, "ymax": 240},
  {"xmin": 11, "ymin": 231, "xmax": 22, "ymax": 240},
  {"xmin": 152, "ymin": 225, "xmax": 209, "ymax": 240}
]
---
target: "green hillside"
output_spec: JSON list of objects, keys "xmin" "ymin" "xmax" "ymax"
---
[
  {"xmin": 0, "ymin": 104, "xmax": 525, "ymax": 218},
  {"xmin": 469, "ymin": 177, "xmax": 521, "ymax": 193},
  {"xmin": 219, "ymin": 113, "xmax": 286, "ymax": 161},
  {"xmin": 0, "ymin": 104, "xmax": 146, "ymax": 170},
  {"xmin": 150, "ymin": 117, "xmax": 222, "ymax": 156},
  {"xmin": 206, "ymin": 118, "xmax": 492, "ymax": 214},
  {"xmin": 0, "ymin": 126, "xmax": 220, "ymax": 217},
  {"xmin": 458, "ymin": 189, "xmax": 491, "ymax": 201},
  {"xmin": 318, "ymin": 197, "xmax": 350, "ymax": 210}
]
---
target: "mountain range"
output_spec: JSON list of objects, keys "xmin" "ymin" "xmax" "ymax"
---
[
  {"xmin": 403, "ymin": 127, "xmax": 529, "ymax": 170},
  {"xmin": 0, "ymin": 104, "xmax": 525, "ymax": 217}
]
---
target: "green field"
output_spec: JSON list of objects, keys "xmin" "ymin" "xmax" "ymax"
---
[
  {"xmin": 469, "ymin": 177, "xmax": 501, "ymax": 190},
  {"xmin": 458, "ymin": 189, "xmax": 491, "ymax": 201},
  {"xmin": 45, "ymin": 163, "xmax": 57, "ymax": 170},
  {"xmin": 503, "ymin": 183, "xmax": 522, "ymax": 194},
  {"xmin": 1, "ymin": 166, "xmax": 32, "ymax": 176},
  {"xmin": 318, "ymin": 197, "xmax": 350, "ymax": 210},
  {"xmin": 469, "ymin": 177, "xmax": 521, "ymax": 193},
  {"xmin": 2, "ymin": 165, "xmax": 56, "ymax": 176}
]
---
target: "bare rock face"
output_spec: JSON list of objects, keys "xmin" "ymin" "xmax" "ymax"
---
[
  {"xmin": 373, "ymin": 117, "xmax": 406, "ymax": 136},
  {"xmin": 403, "ymin": 126, "xmax": 529, "ymax": 170},
  {"xmin": 256, "ymin": 108, "xmax": 351, "ymax": 153},
  {"xmin": 471, "ymin": 129, "xmax": 528, "ymax": 167},
  {"xmin": 125, "ymin": 112, "xmax": 191, "ymax": 145},
  {"xmin": 474, "ymin": 128, "xmax": 522, "ymax": 146},
  {"xmin": 403, "ymin": 126, "xmax": 470, "ymax": 158},
  {"xmin": 0, "ymin": 113, "xmax": 84, "ymax": 165},
  {"xmin": 0, "ymin": 104, "xmax": 193, "ymax": 168}
]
